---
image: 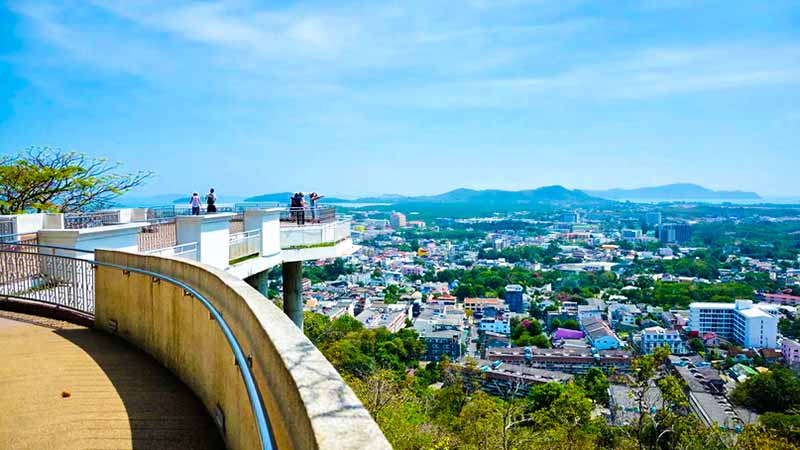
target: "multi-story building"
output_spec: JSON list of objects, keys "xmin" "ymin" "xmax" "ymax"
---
[
  {"xmin": 464, "ymin": 297, "xmax": 506, "ymax": 319},
  {"xmin": 356, "ymin": 303, "xmax": 410, "ymax": 333},
  {"xmin": 389, "ymin": 212, "xmax": 407, "ymax": 229},
  {"xmin": 414, "ymin": 305, "xmax": 465, "ymax": 361},
  {"xmin": 757, "ymin": 292, "xmax": 800, "ymax": 306},
  {"xmin": 581, "ymin": 316, "xmax": 624, "ymax": 350},
  {"xmin": 643, "ymin": 211, "xmax": 662, "ymax": 229},
  {"xmin": 782, "ymin": 338, "xmax": 800, "ymax": 367},
  {"xmin": 459, "ymin": 361, "xmax": 573, "ymax": 397},
  {"xmin": 505, "ymin": 284, "xmax": 525, "ymax": 313},
  {"xmin": 688, "ymin": 300, "xmax": 778, "ymax": 348},
  {"xmin": 622, "ymin": 229, "xmax": 643, "ymax": 240},
  {"xmin": 486, "ymin": 347, "xmax": 633, "ymax": 374},
  {"xmin": 561, "ymin": 211, "xmax": 580, "ymax": 224},
  {"xmin": 479, "ymin": 313, "xmax": 511, "ymax": 335},
  {"xmin": 656, "ymin": 222, "xmax": 691, "ymax": 244},
  {"xmin": 637, "ymin": 326, "xmax": 686, "ymax": 354}
]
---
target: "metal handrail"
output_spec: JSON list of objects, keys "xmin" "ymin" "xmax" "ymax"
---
[{"xmin": 0, "ymin": 246, "xmax": 275, "ymax": 450}]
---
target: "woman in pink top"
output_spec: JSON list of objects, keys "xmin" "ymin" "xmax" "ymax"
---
[{"xmin": 190, "ymin": 192, "xmax": 202, "ymax": 215}]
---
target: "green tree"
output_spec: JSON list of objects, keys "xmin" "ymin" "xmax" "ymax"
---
[
  {"xmin": 688, "ymin": 337, "xmax": 705, "ymax": 353},
  {"xmin": 731, "ymin": 367, "xmax": 800, "ymax": 413},
  {"xmin": 530, "ymin": 334, "xmax": 551, "ymax": 349},
  {"xmin": 562, "ymin": 319, "xmax": 580, "ymax": 330},
  {"xmin": 0, "ymin": 147, "xmax": 152, "ymax": 213},
  {"xmin": 581, "ymin": 368, "xmax": 610, "ymax": 406}
]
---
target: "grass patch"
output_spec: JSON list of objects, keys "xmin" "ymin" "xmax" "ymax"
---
[
  {"xmin": 229, "ymin": 253, "xmax": 259, "ymax": 265},
  {"xmin": 284, "ymin": 238, "xmax": 348, "ymax": 250}
]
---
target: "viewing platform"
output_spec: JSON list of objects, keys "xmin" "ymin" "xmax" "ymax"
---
[{"xmin": 0, "ymin": 207, "xmax": 389, "ymax": 450}]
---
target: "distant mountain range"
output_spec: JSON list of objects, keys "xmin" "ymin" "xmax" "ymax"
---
[
  {"xmin": 120, "ymin": 183, "xmax": 761, "ymax": 209},
  {"xmin": 583, "ymin": 183, "xmax": 761, "ymax": 201},
  {"xmin": 243, "ymin": 192, "xmax": 354, "ymax": 204},
  {"xmin": 247, "ymin": 186, "xmax": 607, "ymax": 207}
]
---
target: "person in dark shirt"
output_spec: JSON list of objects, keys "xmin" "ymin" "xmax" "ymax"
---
[
  {"xmin": 206, "ymin": 188, "xmax": 217, "ymax": 213},
  {"xmin": 292, "ymin": 192, "xmax": 306, "ymax": 225}
]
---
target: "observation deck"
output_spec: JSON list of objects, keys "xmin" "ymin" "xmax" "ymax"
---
[{"xmin": 0, "ymin": 235, "xmax": 389, "ymax": 450}]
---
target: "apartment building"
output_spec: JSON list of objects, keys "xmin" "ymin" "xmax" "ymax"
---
[
  {"xmin": 464, "ymin": 297, "xmax": 506, "ymax": 318},
  {"xmin": 637, "ymin": 326, "xmax": 686, "ymax": 354},
  {"xmin": 782, "ymin": 338, "xmax": 800, "ymax": 367},
  {"xmin": 688, "ymin": 300, "xmax": 778, "ymax": 349}
]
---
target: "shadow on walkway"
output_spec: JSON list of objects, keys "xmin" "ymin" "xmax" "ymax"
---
[{"xmin": 53, "ymin": 328, "xmax": 226, "ymax": 450}]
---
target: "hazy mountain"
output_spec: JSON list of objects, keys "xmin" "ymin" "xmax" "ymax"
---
[
  {"xmin": 405, "ymin": 186, "xmax": 600, "ymax": 204},
  {"xmin": 243, "ymin": 186, "xmax": 604, "ymax": 207},
  {"xmin": 584, "ymin": 183, "xmax": 761, "ymax": 201},
  {"xmin": 243, "ymin": 192, "xmax": 353, "ymax": 204}
]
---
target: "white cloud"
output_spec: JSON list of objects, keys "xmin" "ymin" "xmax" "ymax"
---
[{"xmin": 6, "ymin": 0, "xmax": 800, "ymax": 109}]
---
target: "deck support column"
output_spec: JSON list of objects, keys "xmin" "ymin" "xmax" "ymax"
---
[{"xmin": 282, "ymin": 261, "xmax": 304, "ymax": 329}]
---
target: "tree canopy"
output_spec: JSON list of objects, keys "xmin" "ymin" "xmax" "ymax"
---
[{"xmin": 0, "ymin": 147, "xmax": 152, "ymax": 214}]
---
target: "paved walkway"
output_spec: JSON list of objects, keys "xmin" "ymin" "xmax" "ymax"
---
[{"xmin": 0, "ymin": 311, "xmax": 225, "ymax": 450}]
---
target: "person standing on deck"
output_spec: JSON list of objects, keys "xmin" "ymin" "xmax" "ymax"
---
[
  {"xmin": 190, "ymin": 193, "xmax": 202, "ymax": 216},
  {"xmin": 293, "ymin": 192, "xmax": 306, "ymax": 225},
  {"xmin": 206, "ymin": 188, "xmax": 217, "ymax": 213},
  {"xmin": 310, "ymin": 192, "xmax": 325, "ymax": 222}
]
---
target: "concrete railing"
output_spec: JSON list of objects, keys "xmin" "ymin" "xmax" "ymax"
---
[
  {"xmin": 229, "ymin": 230, "xmax": 261, "ymax": 262},
  {"xmin": 94, "ymin": 250, "xmax": 390, "ymax": 450},
  {"xmin": 280, "ymin": 220, "xmax": 351, "ymax": 250},
  {"xmin": 144, "ymin": 241, "xmax": 199, "ymax": 261}
]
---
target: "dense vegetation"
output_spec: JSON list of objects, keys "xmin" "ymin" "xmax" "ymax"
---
[
  {"xmin": 304, "ymin": 316, "xmax": 798, "ymax": 449},
  {"xmin": 730, "ymin": 367, "xmax": 800, "ymax": 444},
  {"xmin": 304, "ymin": 258, "xmax": 355, "ymax": 284},
  {"xmin": 690, "ymin": 220, "xmax": 800, "ymax": 261}
]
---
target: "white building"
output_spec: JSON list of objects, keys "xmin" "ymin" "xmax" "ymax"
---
[
  {"xmin": 688, "ymin": 300, "xmax": 778, "ymax": 349},
  {"xmin": 638, "ymin": 326, "xmax": 686, "ymax": 354},
  {"xmin": 479, "ymin": 314, "xmax": 511, "ymax": 335}
]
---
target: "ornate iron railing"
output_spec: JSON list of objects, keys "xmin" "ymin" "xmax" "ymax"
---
[
  {"xmin": 138, "ymin": 218, "xmax": 177, "ymax": 252},
  {"xmin": 0, "ymin": 243, "xmax": 275, "ymax": 450},
  {"xmin": 0, "ymin": 217, "xmax": 14, "ymax": 236},
  {"xmin": 65, "ymin": 211, "xmax": 121, "ymax": 229},
  {"xmin": 0, "ymin": 244, "xmax": 96, "ymax": 313},
  {"xmin": 0, "ymin": 232, "xmax": 38, "ymax": 245}
]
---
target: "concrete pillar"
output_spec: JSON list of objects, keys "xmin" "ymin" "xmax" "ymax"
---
[
  {"xmin": 175, "ymin": 213, "xmax": 235, "ymax": 269},
  {"xmin": 243, "ymin": 208, "xmax": 282, "ymax": 257},
  {"xmin": 282, "ymin": 261, "xmax": 304, "ymax": 329},
  {"xmin": 245, "ymin": 271, "xmax": 271, "ymax": 297},
  {"xmin": 43, "ymin": 213, "xmax": 64, "ymax": 230}
]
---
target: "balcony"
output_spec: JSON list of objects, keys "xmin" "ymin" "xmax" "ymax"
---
[{"xmin": 280, "ymin": 219, "xmax": 354, "ymax": 262}]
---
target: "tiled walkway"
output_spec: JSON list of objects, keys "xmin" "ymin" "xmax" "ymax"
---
[{"xmin": 0, "ymin": 311, "xmax": 225, "ymax": 450}]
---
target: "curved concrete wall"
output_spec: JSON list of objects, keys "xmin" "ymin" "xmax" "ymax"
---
[{"xmin": 94, "ymin": 250, "xmax": 391, "ymax": 450}]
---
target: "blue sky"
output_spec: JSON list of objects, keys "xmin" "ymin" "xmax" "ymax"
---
[{"xmin": 1, "ymin": 0, "xmax": 798, "ymax": 198}]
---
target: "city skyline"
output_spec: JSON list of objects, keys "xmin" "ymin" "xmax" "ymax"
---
[{"xmin": 1, "ymin": 1, "xmax": 799, "ymax": 197}]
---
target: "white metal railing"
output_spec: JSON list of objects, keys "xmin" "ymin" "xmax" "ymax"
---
[
  {"xmin": 144, "ymin": 242, "xmax": 199, "ymax": 261},
  {"xmin": 280, "ymin": 219, "xmax": 351, "ymax": 250},
  {"xmin": 229, "ymin": 230, "xmax": 261, "ymax": 262}
]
